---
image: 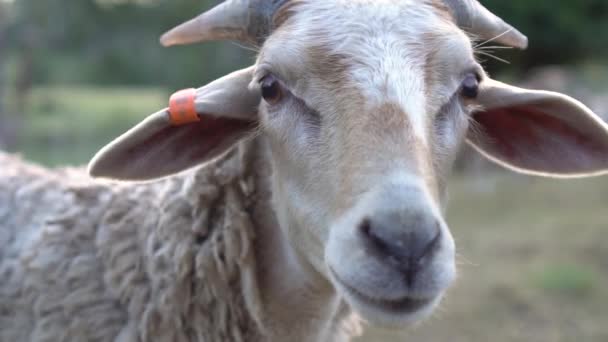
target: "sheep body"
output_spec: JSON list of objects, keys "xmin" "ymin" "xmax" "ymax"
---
[{"xmin": 0, "ymin": 147, "xmax": 265, "ymax": 342}]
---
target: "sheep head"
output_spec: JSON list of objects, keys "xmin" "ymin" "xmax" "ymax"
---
[{"xmin": 90, "ymin": 0, "xmax": 608, "ymax": 331}]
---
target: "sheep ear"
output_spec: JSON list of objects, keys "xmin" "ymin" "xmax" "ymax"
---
[
  {"xmin": 467, "ymin": 78, "xmax": 608, "ymax": 177},
  {"xmin": 88, "ymin": 67, "xmax": 260, "ymax": 181}
]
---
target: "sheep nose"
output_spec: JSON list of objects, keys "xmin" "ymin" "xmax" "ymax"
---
[{"xmin": 359, "ymin": 211, "xmax": 441, "ymax": 282}]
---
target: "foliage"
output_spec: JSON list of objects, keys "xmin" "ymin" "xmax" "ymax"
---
[
  {"xmin": 482, "ymin": 0, "xmax": 608, "ymax": 73},
  {"xmin": 2, "ymin": 0, "xmax": 607, "ymax": 87},
  {"xmin": 5, "ymin": 0, "xmax": 252, "ymax": 89}
]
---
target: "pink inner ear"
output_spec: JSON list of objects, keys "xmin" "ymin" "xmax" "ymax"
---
[
  {"xmin": 114, "ymin": 116, "xmax": 254, "ymax": 180},
  {"xmin": 471, "ymin": 105, "xmax": 608, "ymax": 174}
]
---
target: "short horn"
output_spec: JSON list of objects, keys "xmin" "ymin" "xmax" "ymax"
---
[
  {"xmin": 161, "ymin": 0, "xmax": 250, "ymax": 46},
  {"xmin": 443, "ymin": 0, "xmax": 528, "ymax": 49},
  {"xmin": 161, "ymin": 0, "xmax": 290, "ymax": 47}
]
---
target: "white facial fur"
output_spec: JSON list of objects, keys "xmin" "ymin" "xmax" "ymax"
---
[{"xmin": 253, "ymin": 0, "xmax": 478, "ymax": 326}]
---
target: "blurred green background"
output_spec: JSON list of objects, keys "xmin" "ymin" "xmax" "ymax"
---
[
  {"xmin": 0, "ymin": 1, "xmax": 607, "ymax": 341},
  {"xmin": 0, "ymin": 0, "xmax": 607, "ymax": 164}
]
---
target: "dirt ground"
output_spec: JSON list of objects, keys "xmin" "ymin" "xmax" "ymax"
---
[{"xmin": 358, "ymin": 173, "xmax": 608, "ymax": 342}]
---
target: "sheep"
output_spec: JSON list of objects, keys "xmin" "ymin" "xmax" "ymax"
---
[{"xmin": 3, "ymin": 1, "xmax": 608, "ymax": 341}]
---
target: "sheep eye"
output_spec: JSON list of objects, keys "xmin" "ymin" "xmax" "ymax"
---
[
  {"xmin": 461, "ymin": 73, "xmax": 480, "ymax": 99},
  {"xmin": 260, "ymin": 75, "xmax": 283, "ymax": 105}
]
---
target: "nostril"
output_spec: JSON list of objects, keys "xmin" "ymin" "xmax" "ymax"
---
[
  {"xmin": 417, "ymin": 225, "xmax": 442, "ymax": 261},
  {"xmin": 359, "ymin": 217, "xmax": 372, "ymax": 237},
  {"xmin": 358, "ymin": 217, "xmax": 389, "ymax": 253}
]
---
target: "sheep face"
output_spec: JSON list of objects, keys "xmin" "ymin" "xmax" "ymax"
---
[{"xmin": 253, "ymin": 0, "xmax": 467, "ymax": 325}]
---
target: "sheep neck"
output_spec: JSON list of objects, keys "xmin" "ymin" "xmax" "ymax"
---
[{"xmin": 240, "ymin": 136, "xmax": 360, "ymax": 342}]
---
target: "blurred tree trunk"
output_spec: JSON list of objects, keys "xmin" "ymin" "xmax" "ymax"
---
[
  {"xmin": 6, "ymin": 21, "xmax": 36, "ymax": 151},
  {"xmin": 14, "ymin": 37, "xmax": 33, "ymax": 117},
  {"xmin": 0, "ymin": 5, "xmax": 16, "ymax": 150},
  {"xmin": 0, "ymin": 30, "xmax": 6, "ymax": 148}
]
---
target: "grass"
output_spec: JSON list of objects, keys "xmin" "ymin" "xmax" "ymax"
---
[
  {"xmin": 8, "ymin": 85, "xmax": 168, "ymax": 166},
  {"xmin": 533, "ymin": 264, "xmax": 598, "ymax": 296}
]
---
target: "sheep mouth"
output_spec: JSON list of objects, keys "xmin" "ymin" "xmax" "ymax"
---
[{"xmin": 329, "ymin": 267, "xmax": 434, "ymax": 315}]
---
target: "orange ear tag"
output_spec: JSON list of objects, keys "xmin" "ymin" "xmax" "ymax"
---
[{"xmin": 169, "ymin": 88, "xmax": 200, "ymax": 125}]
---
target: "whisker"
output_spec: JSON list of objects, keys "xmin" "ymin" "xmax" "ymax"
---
[
  {"xmin": 474, "ymin": 28, "xmax": 516, "ymax": 49},
  {"xmin": 455, "ymin": 251, "xmax": 479, "ymax": 267},
  {"xmin": 476, "ymin": 51, "xmax": 510, "ymax": 64},
  {"xmin": 230, "ymin": 40, "xmax": 260, "ymax": 53},
  {"xmin": 476, "ymin": 45, "xmax": 513, "ymax": 50}
]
